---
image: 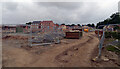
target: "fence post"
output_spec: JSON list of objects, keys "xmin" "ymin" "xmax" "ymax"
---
[
  {"xmin": 98, "ymin": 27, "xmax": 105, "ymax": 58},
  {"xmin": 29, "ymin": 24, "xmax": 32, "ymax": 47}
]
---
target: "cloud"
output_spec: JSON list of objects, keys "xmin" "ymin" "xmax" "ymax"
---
[
  {"xmin": 2, "ymin": 1, "xmax": 118, "ymax": 25},
  {"xmin": 0, "ymin": 3, "xmax": 2, "ymax": 24},
  {"xmin": 35, "ymin": 2, "xmax": 84, "ymax": 10},
  {"xmin": 3, "ymin": 2, "xmax": 18, "ymax": 11}
]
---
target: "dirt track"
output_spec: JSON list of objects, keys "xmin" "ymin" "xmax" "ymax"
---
[{"xmin": 2, "ymin": 32, "xmax": 99, "ymax": 67}]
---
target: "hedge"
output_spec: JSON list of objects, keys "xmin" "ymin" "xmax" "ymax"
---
[{"xmin": 105, "ymin": 32, "xmax": 120, "ymax": 40}]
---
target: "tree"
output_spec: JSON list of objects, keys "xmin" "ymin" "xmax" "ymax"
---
[
  {"xmin": 114, "ymin": 25, "xmax": 120, "ymax": 30},
  {"xmin": 96, "ymin": 12, "xmax": 120, "ymax": 28},
  {"xmin": 91, "ymin": 23, "xmax": 95, "ymax": 27},
  {"xmin": 77, "ymin": 24, "xmax": 81, "ymax": 26},
  {"xmin": 71, "ymin": 24, "xmax": 75, "ymax": 26},
  {"xmin": 87, "ymin": 24, "xmax": 91, "ymax": 27},
  {"xmin": 26, "ymin": 22, "xmax": 32, "ymax": 25},
  {"xmin": 61, "ymin": 23, "xmax": 65, "ymax": 25},
  {"xmin": 86, "ymin": 23, "xmax": 95, "ymax": 28},
  {"xmin": 66, "ymin": 24, "xmax": 71, "ymax": 26}
]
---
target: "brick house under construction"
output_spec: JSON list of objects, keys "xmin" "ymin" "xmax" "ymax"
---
[
  {"xmin": 31, "ymin": 21, "xmax": 55, "ymax": 32},
  {"xmin": 2, "ymin": 26, "xmax": 16, "ymax": 33}
]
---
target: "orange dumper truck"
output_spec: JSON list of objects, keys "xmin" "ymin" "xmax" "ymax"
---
[{"xmin": 84, "ymin": 29, "xmax": 89, "ymax": 32}]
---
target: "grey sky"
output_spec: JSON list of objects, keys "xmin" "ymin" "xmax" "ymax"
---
[{"xmin": 1, "ymin": 0, "xmax": 119, "ymax": 25}]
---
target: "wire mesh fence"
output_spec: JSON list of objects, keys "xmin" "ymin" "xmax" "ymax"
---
[
  {"xmin": 1, "ymin": 24, "xmax": 66, "ymax": 46},
  {"xmin": 29, "ymin": 25, "xmax": 65, "ymax": 46}
]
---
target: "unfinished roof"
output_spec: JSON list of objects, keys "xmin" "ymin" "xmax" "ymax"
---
[
  {"xmin": 32, "ymin": 21, "xmax": 41, "ymax": 23},
  {"xmin": 42, "ymin": 21, "xmax": 53, "ymax": 23}
]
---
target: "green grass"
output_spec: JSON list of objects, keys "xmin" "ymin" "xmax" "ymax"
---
[{"xmin": 106, "ymin": 45, "xmax": 120, "ymax": 54}]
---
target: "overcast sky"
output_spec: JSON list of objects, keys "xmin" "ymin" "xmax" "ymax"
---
[{"xmin": 1, "ymin": 0, "xmax": 120, "ymax": 25}]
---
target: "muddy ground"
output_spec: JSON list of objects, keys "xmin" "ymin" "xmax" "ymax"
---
[
  {"xmin": 2, "ymin": 32, "xmax": 119, "ymax": 67},
  {"xmin": 91, "ymin": 38, "xmax": 120, "ymax": 67}
]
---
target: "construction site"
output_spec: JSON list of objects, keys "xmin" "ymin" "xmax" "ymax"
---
[{"xmin": 2, "ymin": 23, "xmax": 120, "ymax": 67}]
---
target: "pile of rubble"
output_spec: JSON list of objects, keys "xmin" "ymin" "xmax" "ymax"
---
[
  {"xmin": 107, "ymin": 39, "xmax": 120, "ymax": 46},
  {"xmin": 32, "ymin": 31, "xmax": 65, "ymax": 43}
]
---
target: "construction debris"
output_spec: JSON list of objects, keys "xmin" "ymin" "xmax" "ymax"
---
[
  {"xmin": 31, "ymin": 43, "xmax": 52, "ymax": 46},
  {"xmin": 2, "ymin": 35, "xmax": 28, "ymax": 40},
  {"xmin": 101, "ymin": 56, "xmax": 109, "ymax": 62},
  {"xmin": 92, "ymin": 57, "xmax": 102, "ymax": 62},
  {"xmin": 30, "ymin": 31, "xmax": 65, "ymax": 46}
]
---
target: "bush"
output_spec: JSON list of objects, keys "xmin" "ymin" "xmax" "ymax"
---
[{"xmin": 105, "ymin": 32, "xmax": 120, "ymax": 40}]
